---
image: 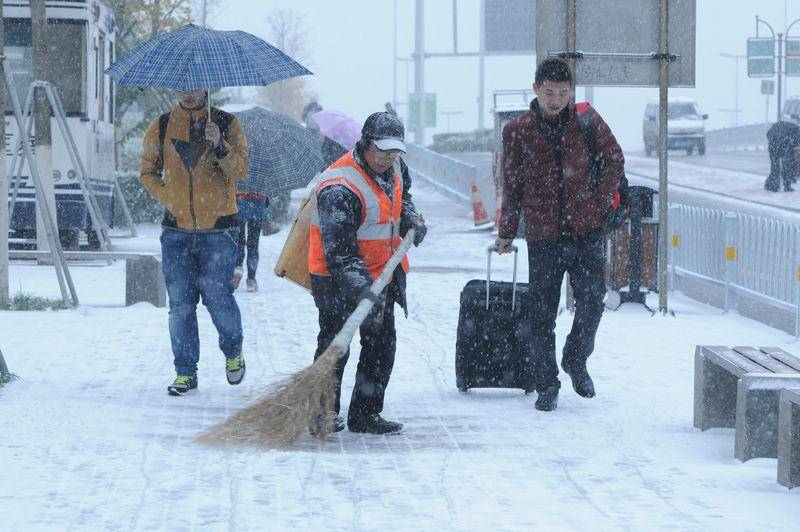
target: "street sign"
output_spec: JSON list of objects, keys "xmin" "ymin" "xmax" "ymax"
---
[
  {"xmin": 408, "ymin": 93, "xmax": 437, "ymax": 129},
  {"xmin": 536, "ymin": 0, "xmax": 696, "ymax": 87},
  {"xmin": 485, "ymin": 0, "xmax": 535, "ymax": 53},
  {"xmin": 786, "ymin": 38, "xmax": 800, "ymax": 77},
  {"xmin": 747, "ymin": 38, "xmax": 775, "ymax": 77},
  {"xmin": 761, "ymin": 79, "xmax": 775, "ymax": 95}
]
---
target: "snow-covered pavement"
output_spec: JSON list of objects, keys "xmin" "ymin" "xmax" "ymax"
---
[{"xmin": 1, "ymin": 181, "xmax": 799, "ymax": 530}]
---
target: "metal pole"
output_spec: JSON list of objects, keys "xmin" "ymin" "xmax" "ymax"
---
[
  {"xmin": 0, "ymin": 3, "xmax": 7, "ymax": 307},
  {"xmin": 44, "ymin": 83, "xmax": 111, "ymax": 251},
  {"xmin": 478, "ymin": 0, "xmax": 485, "ymax": 130},
  {"xmin": 8, "ymin": 85, "xmax": 36, "ymax": 223},
  {"xmin": 767, "ymin": 93, "xmax": 770, "ymax": 124},
  {"xmin": 414, "ymin": 0, "xmax": 425, "ymax": 144},
  {"xmin": 778, "ymin": 33, "xmax": 783, "ymax": 122},
  {"xmin": 3, "ymin": 61, "xmax": 77, "ymax": 306},
  {"xmin": 658, "ymin": 0, "xmax": 670, "ymax": 313},
  {"xmin": 563, "ymin": 0, "xmax": 577, "ymax": 313},
  {"xmin": 734, "ymin": 57, "xmax": 739, "ymax": 126},
  {"xmin": 724, "ymin": 213, "xmax": 738, "ymax": 312},
  {"xmin": 393, "ymin": 0, "xmax": 398, "ymax": 114},
  {"xmin": 567, "ymin": 0, "xmax": 576, "ymax": 77},
  {"xmin": 452, "ymin": 0, "xmax": 458, "ymax": 53},
  {"xmin": 32, "ymin": 0, "xmax": 55, "ymax": 256}
]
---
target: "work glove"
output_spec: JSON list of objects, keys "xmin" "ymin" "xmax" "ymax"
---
[{"xmin": 412, "ymin": 219, "xmax": 427, "ymax": 247}]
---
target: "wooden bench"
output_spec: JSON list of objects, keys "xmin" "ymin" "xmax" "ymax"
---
[
  {"xmin": 694, "ymin": 345, "xmax": 800, "ymax": 461},
  {"xmin": 778, "ymin": 388, "xmax": 800, "ymax": 489},
  {"xmin": 8, "ymin": 250, "xmax": 166, "ymax": 307}
]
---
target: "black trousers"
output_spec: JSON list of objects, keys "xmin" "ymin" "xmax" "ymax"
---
[
  {"xmin": 526, "ymin": 232, "xmax": 606, "ymax": 391},
  {"xmin": 236, "ymin": 219, "xmax": 263, "ymax": 279},
  {"xmin": 312, "ymin": 286, "xmax": 396, "ymax": 423}
]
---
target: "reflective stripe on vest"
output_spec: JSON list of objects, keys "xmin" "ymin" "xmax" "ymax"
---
[{"xmin": 308, "ymin": 152, "xmax": 409, "ymax": 280}]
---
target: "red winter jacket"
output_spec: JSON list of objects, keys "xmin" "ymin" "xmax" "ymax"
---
[{"xmin": 498, "ymin": 100, "xmax": 624, "ymax": 242}]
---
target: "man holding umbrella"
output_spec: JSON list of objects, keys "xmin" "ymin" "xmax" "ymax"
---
[
  {"xmin": 308, "ymin": 112, "xmax": 427, "ymax": 435},
  {"xmin": 140, "ymin": 89, "xmax": 249, "ymax": 395},
  {"xmin": 106, "ymin": 23, "xmax": 313, "ymax": 395}
]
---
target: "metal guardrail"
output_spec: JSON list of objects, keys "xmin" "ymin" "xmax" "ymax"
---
[
  {"xmin": 669, "ymin": 203, "xmax": 800, "ymax": 335},
  {"xmin": 705, "ymin": 123, "xmax": 770, "ymax": 150},
  {"xmin": 404, "ymin": 143, "xmax": 496, "ymax": 219}
]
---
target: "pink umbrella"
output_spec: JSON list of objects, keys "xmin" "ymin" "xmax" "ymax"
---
[{"xmin": 311, "ymin": 110, "xmax": 361, "ymax": 150}]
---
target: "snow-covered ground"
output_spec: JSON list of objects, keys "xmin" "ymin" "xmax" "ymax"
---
[{"xmin": 1, "ymin": 181, "xmax": 799, "ymax": 530}]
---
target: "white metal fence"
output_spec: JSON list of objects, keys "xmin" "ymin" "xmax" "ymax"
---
[
  {"xmin": 669, "ymin": 203, "xmax": 800, "ymax": 335},
  {"xmin": 404, "ymin": 143, "xmax": 496, "ymax": 218}
]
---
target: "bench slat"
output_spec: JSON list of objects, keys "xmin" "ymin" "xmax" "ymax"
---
[
  {"xmin": 758, "ymin": 347, "xmax": 800, "ymax": 373},
  {"xmin": 701, "ymin": 346, "xmax": 766, "ymax": 374},
  {"xmin": 733, "ymin": 346, "xmax": 799, "ymax": 374},
  {"xmin": 782, "ymin": 387, "xmax": 800, "ymax": 404}
]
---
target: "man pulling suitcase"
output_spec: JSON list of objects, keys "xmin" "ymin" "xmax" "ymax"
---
[{"xmin": 495, "ymin": 58, "xmax": 625, "ymax": 411}]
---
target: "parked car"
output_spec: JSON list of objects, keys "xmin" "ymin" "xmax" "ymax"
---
[
  {"xmin": 643, "ymin": 98, "xmax": 708, "ymax": 156},
  {"xmin": 781, "ymin": 96, "xmax": 800, "ymax": 124}
]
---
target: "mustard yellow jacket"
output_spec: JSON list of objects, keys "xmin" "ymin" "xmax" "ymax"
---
[{"xmin": 140, "ymin": 105, "xmax": 248, "ymax": 230}]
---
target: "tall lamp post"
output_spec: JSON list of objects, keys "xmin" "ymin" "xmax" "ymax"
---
[
  {"xmin": 719, "ymin": 53, "xmax": 745, "ymax": 126},
  {"xmin": 753, "ymin": 15, "xmax": 800, "ymax": 122},
  {"xmin": 756, "ymin": 17, "xmax": 781, "ymax": 121}
]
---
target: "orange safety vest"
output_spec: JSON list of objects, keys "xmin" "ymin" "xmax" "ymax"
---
[{"xmin": 308, "ymin": 152, "xmax": 410, "ymax": 280}]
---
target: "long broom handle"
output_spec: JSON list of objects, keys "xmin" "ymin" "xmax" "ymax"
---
[{"xmin": 325, "ymin": 227, "xmax": 417, "ymax": 358}]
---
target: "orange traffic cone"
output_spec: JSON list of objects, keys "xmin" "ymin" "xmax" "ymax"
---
[
  {"xmin": 470, "ymin": 181, "xmax": 490, "ymax": 226},
  {"xmin": 494, "ymin": 188, "xmax": 502, "ymax": 231}
]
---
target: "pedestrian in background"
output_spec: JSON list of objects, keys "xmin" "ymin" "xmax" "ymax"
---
[
  {"xmin": 765, "ymin": 120, "xmax": 800, "ymax": 192},
  {"xmin": 140, "ymin": 89, "xmax": 249, "ymax": 395},
  {"xmin": 234, "ymin": 176, "xmax": 269, "ymax": 292},
  {"xmin": 495, "ymin": 58, "xmax": 624, "ymax": 411}
]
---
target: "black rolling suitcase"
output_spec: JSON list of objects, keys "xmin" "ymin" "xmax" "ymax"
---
[{"xmin": 455, "ymin": 244, "xmax": 534, "ymax": 393}]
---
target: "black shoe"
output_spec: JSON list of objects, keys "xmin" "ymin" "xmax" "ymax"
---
[
  {"xmin": 535, "ymin": 385, "xmax": 559, "ymax": 411},
  {"xmin": 348, "ymin": 414, "xmax": 404, "ymax": 435},
  {"xmin": 309, "ymin": 412, "xmax": 346, "ymax": 438},
  {"xmin": 167, "ymin": 375, "xmax": 198, "ymax": 396},
  {"xmin": 562, "ymin": 363, "xmax": 596, "ymax": 398}
]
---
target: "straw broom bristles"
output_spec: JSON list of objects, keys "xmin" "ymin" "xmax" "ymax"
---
[{"xmin": 197, "ymin": 227, "xmax": 417, "ymax": 449}]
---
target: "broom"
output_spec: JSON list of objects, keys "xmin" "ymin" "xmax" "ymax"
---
[{"xmin": 197, "ymin": 226, "xmax": 418, "ymax": 449}]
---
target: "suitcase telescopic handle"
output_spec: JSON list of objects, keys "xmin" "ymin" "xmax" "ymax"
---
[{"xmin": 485, "ymin": 244, "xmax": 519, "ymax": 311}]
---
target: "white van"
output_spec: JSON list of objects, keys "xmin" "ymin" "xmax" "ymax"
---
[
  {"xmin": 642, "ymin": 98, "xmax": 708, "ymax": 156},
  {"xmin": 781, "ymin": 96, "xmax": 800, "ymax": 124}
]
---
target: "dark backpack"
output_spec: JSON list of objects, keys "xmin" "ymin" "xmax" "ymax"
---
[{"xmin": 575, "ymin": 102, "xmax": 629, "ymax": 230}]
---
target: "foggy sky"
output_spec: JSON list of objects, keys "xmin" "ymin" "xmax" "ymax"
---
[{"xmin": 213, "ymin": 0, "xmax": 800, "ymax": 150}]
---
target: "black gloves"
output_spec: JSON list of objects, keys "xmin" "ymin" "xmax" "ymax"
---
[
  {"xmin": 412, "ymin": 221, "xmax": 427, "ymax": 247},
  {"xmin": 401, "ymin": 214, "xmax": 427, "ymax": 247}
]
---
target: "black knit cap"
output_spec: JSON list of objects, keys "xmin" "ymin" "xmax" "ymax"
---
[{"xmin": 361, "ymin": 112, "xmax": 406, "ymax": 153}]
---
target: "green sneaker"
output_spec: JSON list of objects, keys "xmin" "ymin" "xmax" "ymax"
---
[
  {"xmin": 226, "ymin": 354, "xmax": 246, "ymax": 385},
  {"xmin": 167, "ymin": 375, "xmax": 198, "ymax": 396}
]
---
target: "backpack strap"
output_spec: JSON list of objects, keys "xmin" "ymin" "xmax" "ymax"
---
[
  {"xmin": 575, "ymin": 101, "xmax": 600, "ymax": 188},
  {"xmin": 157, "ymin": 111, "xmax": 171, "ymax": 175}
]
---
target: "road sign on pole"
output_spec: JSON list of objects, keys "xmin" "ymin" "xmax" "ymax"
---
[
  {"xmin": 786, "ymin": 38, "xmax": 800, "ymax": 76},
  {"xmin": 408, "ymin": 92, "xmax": 437, "ymax": 129},
  {"xmin": 761, "ymin": 79, "xmax": 775, "ymax": 94},
  {"xmin": 747, "ymin": 38, "xmax": 775, "ymax": 77}
]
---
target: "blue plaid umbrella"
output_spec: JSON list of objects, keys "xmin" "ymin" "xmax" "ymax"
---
[
  {"xmin": 105, "ymin": 24, "xmax": 311, "ymax": 90},
  {"xmin": 231, "ymin": 105, "xmax": 325, "ymax": 197}
]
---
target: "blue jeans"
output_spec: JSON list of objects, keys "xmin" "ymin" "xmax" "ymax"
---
[{"xmin": 161, "ymin": 227, "xmax": 243, "ymax": 376}]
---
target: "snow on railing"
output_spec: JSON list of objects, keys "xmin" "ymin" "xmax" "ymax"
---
[
  {"xmin": 404, "ymin": 143, "xmax": 496, "ymax": 220},
  {"xmin": 669, "ymin": 203, "xmax": 800, "ymax": 335}
]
